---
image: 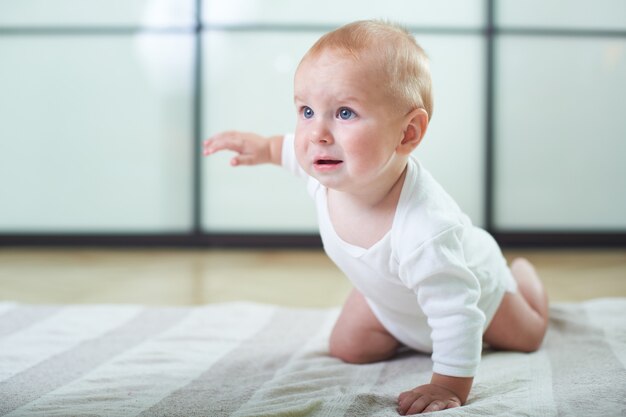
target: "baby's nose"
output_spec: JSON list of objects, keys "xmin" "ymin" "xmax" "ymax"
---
[{"xmin": 310, "ymin": 126, "xmax": 333, "ymax": 144}]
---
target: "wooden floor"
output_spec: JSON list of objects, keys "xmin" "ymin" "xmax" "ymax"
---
[{"xmin": 0, "ymin": 248, "xmax": 624, "ymax": 307}]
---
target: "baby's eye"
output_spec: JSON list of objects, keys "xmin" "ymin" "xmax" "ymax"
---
[
  {"xmin": 337, "ymin": 107, "xmax": 355, "ymax": 120},
  {"xmin": 302, "ymin": 106, "xmax": 314, "ymax": 119}
]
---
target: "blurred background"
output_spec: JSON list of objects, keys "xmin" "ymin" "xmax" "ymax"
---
[
  {"xmin": 0, "ymin": 0, "xmax": 625, "ymax": 244},
  {"xmin": 0, "ymin": 1, "xmax": 625, "ymax": 306}
]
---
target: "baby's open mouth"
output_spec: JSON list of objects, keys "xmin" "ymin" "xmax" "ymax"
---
[{"xmin": 315, "ymin": 159, "xmax": 343, "ymax": 165}]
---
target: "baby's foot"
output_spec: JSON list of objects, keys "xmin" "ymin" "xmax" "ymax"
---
[{"xmin": 510, "ymin": 258, "xmax": 548, "ymax": 319}]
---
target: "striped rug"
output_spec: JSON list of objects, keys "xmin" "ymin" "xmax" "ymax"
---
[{"xmin": 1, "ymin": 298, "xmax": 624, "ymax": 416}]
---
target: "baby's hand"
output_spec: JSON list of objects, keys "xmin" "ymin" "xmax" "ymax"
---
[
  {"xmin": 397, "ymin": 384, "xmax": 462, "ymax": 415},
  {"xmin": 202, "ymin": 131, "xmax": 281, "ymax": 166}
]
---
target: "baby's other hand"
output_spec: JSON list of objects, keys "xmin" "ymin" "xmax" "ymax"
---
[
  {"xmin": 397, "ymin": 384, "xmax": 461, "ymax": 415},
  {"xmin": 202, "ymin": 131, "xmax": 273, "ymax": 166}
]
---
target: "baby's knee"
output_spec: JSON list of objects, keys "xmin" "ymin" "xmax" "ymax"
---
[
  {"xmin": 520, "ymin": 319, "xmax": 549, "ymax": 352},
  {"xmin": 329, "ymin": 331, "xmax": 399, "ymax": 364},
  {"xmin": 518, "ymin": 335, "xmax": 543, "ymax": 353},
  {"xmin": 329, "ymin": 338, "xmax": 370, "ymax": 364}
]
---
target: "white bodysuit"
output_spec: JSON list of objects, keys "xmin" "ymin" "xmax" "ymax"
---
[{"xmin": 282, "ymin": 134, "xmax": 516, "ymax": 378}]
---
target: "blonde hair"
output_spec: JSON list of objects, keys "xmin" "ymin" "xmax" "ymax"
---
[{"xmin": 301, "ymin": 20, "xmax": 433, "ymax": 119}]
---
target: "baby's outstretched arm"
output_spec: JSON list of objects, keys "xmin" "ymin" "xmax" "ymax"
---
[
  {"xmin": 202, "ymin": 131, "xmax": 283, "ymax": 166},
  {"xmin": 397, "ymin": 374, "xmax": 472, "ymax": 415}
]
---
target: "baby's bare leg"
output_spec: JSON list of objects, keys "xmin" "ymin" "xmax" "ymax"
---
[
  {"xmin": 329, "ymin": 288, "xmax": 400, "ymax": 364},
  {"xmin": 484, "ymin": 258, "xmax": 549, "ymax": 352}
]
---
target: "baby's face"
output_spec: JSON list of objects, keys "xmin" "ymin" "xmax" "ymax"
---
[{"xmin": 293, "ymin": 50, "xmax": 409, "ymax": 194}]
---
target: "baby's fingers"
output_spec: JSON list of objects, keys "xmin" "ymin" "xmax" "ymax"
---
[
  {"xmin": 397, "ymin": 390, "xmax": 460, "ymax": 415},
  {"xmin": 202, "ymin": 131, "xmax": 245, "ymax": 156},
  {"xmin": 397, "ymin": 390, "xmax": 427, "ymax": 415},
  {"xmin": 422, "ymin": 399, "xmax": 459, "ymax": 413}
]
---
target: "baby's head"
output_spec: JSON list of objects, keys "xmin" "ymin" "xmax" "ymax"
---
[{"xmin": 297, "ymin": 20, "xmax": 433, "ymax": 119}]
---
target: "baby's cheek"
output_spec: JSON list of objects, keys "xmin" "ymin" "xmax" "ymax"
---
[
  {"xmin": 350, "ymin": 147, "xmax": 383, "ymax": 171},
  {"xmin": 293, "ymin": 140, "xmax": 309, "ymax": 169}
]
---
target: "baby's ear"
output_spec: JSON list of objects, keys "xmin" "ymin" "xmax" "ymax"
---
[{"xmin": 397, "ymin": 108, "xmax": 429, "ymax": 155}]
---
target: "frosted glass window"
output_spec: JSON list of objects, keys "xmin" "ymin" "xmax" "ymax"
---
[
  {"xmin": 202, "ymin": 31, "xmax": 320, "ymax": 233},
  {"xmin": 414, "ymin": 35, "xmax": 485, "ymax": 227},
  {"xmin": 494, "ymin": 37, "xmax": 626, "ymax": 230},
  {"xmin": 0, "ymin": 35, "xmax": 194, "ymax": 232},
  {"xmin": 496, "ymin": 0, "xmax": 626, "ymax": 30},
  {"xmin": 203, "ymin": 0, "xmax": 485, "ymax": 28},
  {"xmin": 0, "ymin": 0, "xmax": 195, "ymax": 27}
]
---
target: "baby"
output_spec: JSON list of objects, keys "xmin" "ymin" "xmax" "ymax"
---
[{"xmin": 203, "ymin": 20, "xmax": 549, "ymax": 415}]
